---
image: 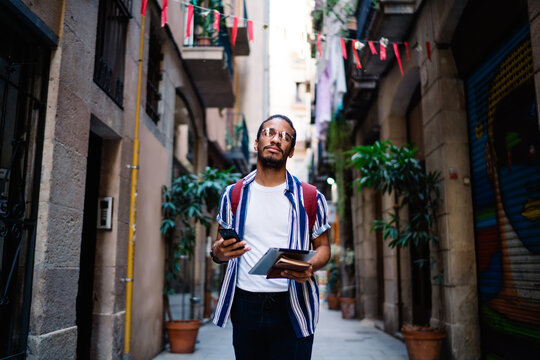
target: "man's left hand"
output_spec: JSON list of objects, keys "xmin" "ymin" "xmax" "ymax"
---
[{"xmin": 281, "ymin": 266, "xmax": 313, "ymax": 283}]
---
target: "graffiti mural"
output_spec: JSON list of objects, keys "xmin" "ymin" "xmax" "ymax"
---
[{"xmin": 466, "ymin": 25, "xmax": 540, "ymax": 358}]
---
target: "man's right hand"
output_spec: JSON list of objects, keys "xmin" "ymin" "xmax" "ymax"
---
[{"xmin": 212, "ymin": 231, "xmax": 250, "ymax": 262}]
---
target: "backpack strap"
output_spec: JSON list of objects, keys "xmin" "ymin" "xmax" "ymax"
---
[
  {"xmin": 231, "ymin": 179, "xmax": 244, "ymax": 215},
  {"xmin": 301, "ymin": 182, "xmax": 318, "ymax": 231},
  {"xmin": 231, "ymin": 178, "xmax": 318, "ymax": 231}
]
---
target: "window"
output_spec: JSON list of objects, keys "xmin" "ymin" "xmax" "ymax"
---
[
  {"xmin": 295, "ymin": 82, "xmax": 307, "ymax": 103},
  {"xmin": 146, "ymin": 24, "xmax": 163, "ymax": 124},
  {"xmin": 94, "ymin": 0, "xmax": 131, "ymax": 107}
]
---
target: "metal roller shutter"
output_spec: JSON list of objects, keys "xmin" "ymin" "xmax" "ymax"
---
[{"xmin": 466, "ymin": 24, "xmax": 540, "ymax": 358}]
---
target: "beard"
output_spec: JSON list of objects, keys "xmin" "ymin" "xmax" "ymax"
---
[{"xmin": 258, "ymin": 146, "xmax": 289, "ymax": 169}]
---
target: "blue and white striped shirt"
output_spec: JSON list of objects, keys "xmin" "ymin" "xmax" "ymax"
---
[{"xmin": 212, "ymin": 170, "xmax": 331, "ymax": 338}]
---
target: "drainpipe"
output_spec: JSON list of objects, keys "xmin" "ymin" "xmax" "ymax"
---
[
  {"xmin": 123, "ymin": 12, "xmax": 146, "ymax": 360},
  {"xmin": 262, "ymin": 0, "xmax": 269, "ymax": 119}
]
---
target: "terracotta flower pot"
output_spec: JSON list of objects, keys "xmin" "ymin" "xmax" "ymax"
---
[
  {"xmin": 401, "ymin": 324, "xmax": 445, "ymax": 360},
  {"xmin": 198, "ymin": 36, "xmax": 212, "ymax": 45},
  {"xmin": 327, "ymin": 295, "xmax": 340, "ymax": 310},
  {"xmin": 339, "ymin": 297, "xmax": 356, "ymax": 319},
  {"xmin": 165, "ymin": 320, "xmax": 201, "ymax": 353}
]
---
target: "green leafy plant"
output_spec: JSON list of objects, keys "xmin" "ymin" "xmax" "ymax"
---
[
  {"xmin": 194, "ymin": 0, "xmax": 221, "ymax": 41},
  {"xmin": 328, "ymin": 116, "xmax": 357, "ymax": 298},
  {"xmin": 326, "ymin": 244, "xmax": 341, "ymax": 295},
  {"xmin": 313, "ymin": 0, "xmax": 358, "ymax": 27},
  {"xmin": 348, "ymin": 140, "xmax": 444, "ymax": 329},
  {"xmin": 327, "ymin": 117, "xmax": 352, "ymax": 218},
  {"xmin": 161, "ymin": 166, "xmax": 240, "ymax": 320},
  {"xmin": 349, "ymin": 141, "xmax": 442, "ymax": 249}
]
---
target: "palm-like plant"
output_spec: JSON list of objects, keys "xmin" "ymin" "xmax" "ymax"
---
[
  {"xmin": 326, "ymin": 244, "xmax": 341, "ymax": 296},
  {"xmin": 161, "ymin": 166, "xmax": 240, "ymax": 320},
  {"xmin": 349, "ymin": 141, "xmax": 441, "ymax": 251},
  {"xmin": 194, "ymin": 0, "xmax": 221, "ymax": 42},
  {"xmin": 348, "ymin": 140, "xmax": 445, "ymax": 331}
]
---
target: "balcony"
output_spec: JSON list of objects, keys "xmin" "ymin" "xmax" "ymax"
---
[
  {"xmin": 225, "ymin": 112, "xmax": 250, "ymax": 175},
  {"xmin": 226, "ymin": 0, "xmax": 250, "ymax": 56},
  {"xmin": 182, "ymin": 6, "xmax": 235, "ymax": 108},
  {"xmin": 358, "ymin": 0, "xmax": 416, "ymax": 77},
  {"xmin": 343, "ymin": 0, "xmax": 416, "ymax": 120},
  {"xmin": 227, "ymin": 23, "xmax": 250, "ymax": 56}
]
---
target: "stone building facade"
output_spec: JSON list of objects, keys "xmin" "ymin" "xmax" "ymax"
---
[
  {"xmin": 342, "ymin": 0, "xmax": 540, "ymax": 358},
  {"xmin": 0, "ymin": 0, "xmax": 240, "ymax": 359}
]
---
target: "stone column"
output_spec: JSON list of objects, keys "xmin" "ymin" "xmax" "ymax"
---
[
  {"xmin": 27, "ymin": 24, "xmax": 88, "ymax": 360},
  {"xmin": 378, "ymin": 114, "xmax": 410, "ymax": 334},
  {"xmin": 351, "ymin": 175, "xmax": 364, "ymax": 318},
  {"xmin": 359, "ymin": 188, "xmax": 379, "ymax": 319},
  {"xmin": 419, "ymin": 43, "xmax": 480, "ymax": 359}
]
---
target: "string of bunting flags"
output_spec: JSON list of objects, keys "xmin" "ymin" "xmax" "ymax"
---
[
  {"xmin": 140, "ymin": 0, "xmax": 432, "ymax": 75},
  {"xmin": 322, "ymin": 34, "xmax": 432, "ymax": 76}
]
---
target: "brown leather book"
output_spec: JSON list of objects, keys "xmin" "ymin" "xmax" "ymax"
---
[{"xmin": 266, "ymin": 255, "xmax": 311, "ymax": 279}]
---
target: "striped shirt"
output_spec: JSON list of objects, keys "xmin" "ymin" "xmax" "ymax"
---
[{"xmin": 212, "ymin": 170, "xmax": 331, "ymax": 338}]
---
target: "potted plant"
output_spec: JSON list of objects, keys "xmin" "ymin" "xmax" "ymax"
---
[
  {"xmin": 327, "ymin": 117, "xmax": 357, "ymax": 319},
  {"xmin": 160, "ymin": 166, "xmax": 240, "ymax": 353},
  {"xmin": 325, "ymin": 244, "xmax": 341, "ymax": 310},
  {"xmin": 338, "ymin": 247, "xmax": 356, "ymax": 319},
  {"xmin": 349, "ymin": 140, "xmax": 445, "ymax": 360},
  {"xmin": 193, "ymin": 0, "xmax": 220, "ymax": 45}
]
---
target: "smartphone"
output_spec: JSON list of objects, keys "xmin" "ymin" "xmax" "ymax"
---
[{"xmin": 218, "ymin": 228, "xmax": 244, "ymax": 249}]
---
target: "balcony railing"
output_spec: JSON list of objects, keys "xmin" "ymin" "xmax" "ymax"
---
[
  {"xmin": 184, "ymin": 2, "xmax": 233, "ymax": 79},
  {"xmin": 181, "ymin": 1, "xmax": 235, "ymax": 107},
  {"xmin": 225, "ymin": 112, "xmax": 249, "ymax": 174}
]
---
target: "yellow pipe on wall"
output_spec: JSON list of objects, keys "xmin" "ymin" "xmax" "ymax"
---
[{"xmin": 124, "ymin": 13, "xmax": 146, "ymax": 358}]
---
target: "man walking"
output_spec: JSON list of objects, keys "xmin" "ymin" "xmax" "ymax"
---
[{"xmin": 210, "ymin": 115, "xmax": 331, "ymax": 359}]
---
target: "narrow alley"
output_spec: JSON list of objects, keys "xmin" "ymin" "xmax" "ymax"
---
[
  {"xmin": 153, "ymin": 305, "xmax": 407, "ymax": 360},
  {"xmin": 4, "ymin": 0, "xmax": 540, "ymax": 359}
]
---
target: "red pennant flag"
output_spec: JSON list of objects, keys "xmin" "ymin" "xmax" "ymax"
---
[
  {"xmin": 353, "ymin": 40, "xmax": 362, "ymax": 69},
  {"xmin": 393, "ymin": 43, "xmax": 403, "ymax": 76},
  {"xmin": 368, "ymin": 41, "xmax": 377, "ymax": 55},
  {"xmin": 405, "ymin": 42, "xmax": 410, "ymax": 60},
  {"xmin": 161, "ymin": 0, "xmax": 168, "ymax": 27},
  {"xmin": 185, "ymin": 4, "xmax": 194, "ymax": 38},
  {"xmin": 248, "ymin": 20, "xmax": 254, "ymax": 42},
  {"xmin": 213, "ymin": 10, "xmax": 220, "ymax": 34},
  {"xmin": 317, "ymin": 34, "xmax": 322, "ymax": 58},
  {"xmin": 380, "ymin": 42, "xmax": 387, "ymax": 60},
  {"xmin": 426, "ymin": 41, "xmax": 432, "ymax": 62},
  {"xmin": 340, "ymin": 38, "xmax": 347, "ymax": 59},
  {"xmin": 141, "ymin": 0, "xmax": 148, "ymax": 15},
  {"xmin": 232, "ymin": 17, "xmax": 238, "ymax": 46}
]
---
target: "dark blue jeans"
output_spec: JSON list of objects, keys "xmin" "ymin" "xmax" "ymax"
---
[{"xmin": 231, "ymin": 287, "xmax": 314, "ymax": 360}]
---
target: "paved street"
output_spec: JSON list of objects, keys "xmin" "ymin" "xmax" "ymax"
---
[{"xmin": 154, "ymin": 305, "xmax": 407, "ymax": 360}]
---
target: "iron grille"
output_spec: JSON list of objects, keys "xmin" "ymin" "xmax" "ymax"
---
[
  {"xmin": 118, "ymin": 0, "xmax": 133, "ymax": 16},
  {"xmin": 146, "ymin": 24, "xmax": 163, "ymax": 124},
  {"xmin": 93, "ymin": 0, "xmax": 130, "ymax": 107},
  {"xmin": 0, "ymin": 8, "xmax": 49, "ymax": 360}
]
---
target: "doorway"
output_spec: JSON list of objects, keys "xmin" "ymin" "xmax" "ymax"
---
[
  {"xmin": 76, "ymin": 131, "xmax": 102, "ymax": 359},
  {"xmin": 406, "ymin": 85, "xmax": 432, "ymax": 326}
]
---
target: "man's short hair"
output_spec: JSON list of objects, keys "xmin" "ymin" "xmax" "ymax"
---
[{"xmin": 256, "ymin": 114, "xmax": 297, "ymax": 149}]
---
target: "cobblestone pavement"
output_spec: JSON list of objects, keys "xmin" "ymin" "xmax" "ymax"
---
[{"xmin": 154, "ymin": 304, "xmax": 408, "ymax": 360}]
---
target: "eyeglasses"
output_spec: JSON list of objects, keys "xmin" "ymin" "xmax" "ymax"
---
[{"xmin": 260, "ymin": 127, "xmax": 295, "ymax": 144}]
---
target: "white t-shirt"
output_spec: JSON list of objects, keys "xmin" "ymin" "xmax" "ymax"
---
[{"xmin": 236, "ymin": 180, "xmax": 290, "ymax": 292}]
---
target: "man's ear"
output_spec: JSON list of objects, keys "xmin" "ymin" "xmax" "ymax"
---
[
  {"xmin": 254, "ymin": 139, "xmax": 259, "ymax": 152},
  {"xmin": 288, "ymin": 147, "xmax": 295, "ymax": 158}
]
